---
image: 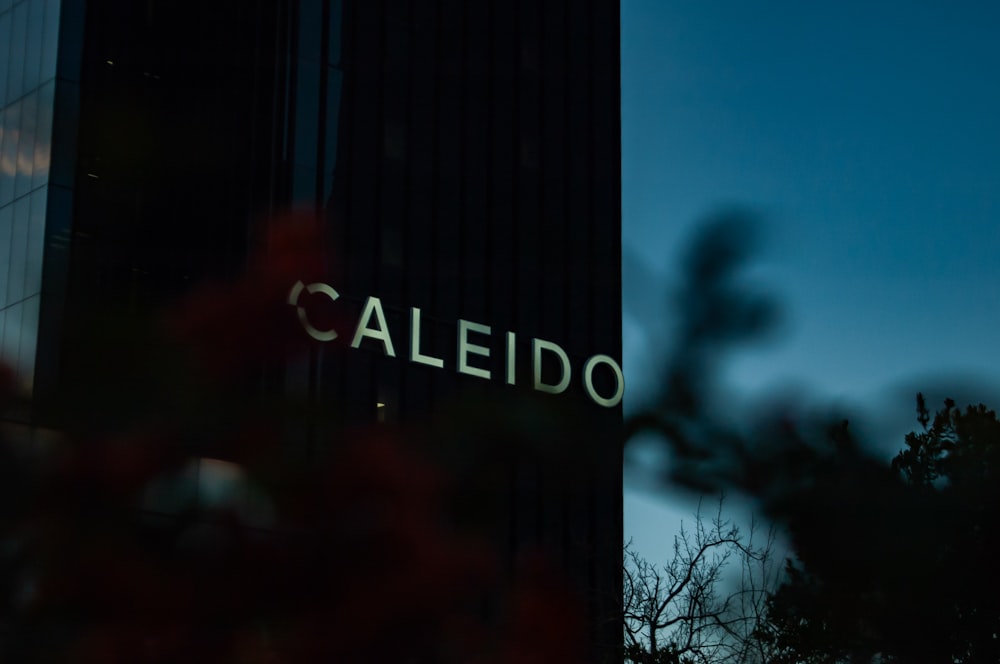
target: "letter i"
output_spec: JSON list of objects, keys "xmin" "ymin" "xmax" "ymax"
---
[{"xmin": 506, "ymin": 331, "xmax": 516, "ymax": 385}]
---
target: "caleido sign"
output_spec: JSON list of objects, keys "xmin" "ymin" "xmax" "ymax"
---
[{"xmin": 288, "ymin": 280, "xmax": 624, "ymax": 408}]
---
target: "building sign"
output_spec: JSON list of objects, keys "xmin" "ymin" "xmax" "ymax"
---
[{"xmin": 288, "ymin": 281, "xmax": 624, "ymax": 408}]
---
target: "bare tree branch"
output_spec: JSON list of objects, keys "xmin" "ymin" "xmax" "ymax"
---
[{"xmin": 622, "ymin": 497, "xmax": 781, "ymax": 664}]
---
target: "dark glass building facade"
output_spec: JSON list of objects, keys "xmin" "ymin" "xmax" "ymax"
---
[
  {"xmin": 3, "ymin": 0, "xmax": 622, "ymax": 657},
  {"xmin": 0, "ymin": 0, "xmax": 61, "ymax": 405}
]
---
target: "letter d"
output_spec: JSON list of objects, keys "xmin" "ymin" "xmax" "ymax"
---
[{"xmin": 532, "ymin": 338, "xmax": 571, "ymax": 394}]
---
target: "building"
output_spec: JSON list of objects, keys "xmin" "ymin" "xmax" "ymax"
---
[{"xmin": 1, "ymin": 0, "xmax": 622, "ymax": 657}]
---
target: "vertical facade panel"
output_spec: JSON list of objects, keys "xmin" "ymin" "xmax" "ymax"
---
[
  {"xmin": 379, "ymin": 0, "xmax": 409, "ymax": 307},
  {"xmin": 487, "ymin": 0, "xmax": 516, "ymax": 335},
  {"xmin": 344, "ymin": 0, "xmax": 380, "ymax": 299},
  {"xmin": 434, "ymin": 0, "xmax": 462, "ymax": 321},
  {"xmin": 399, "ymin": 0, "xmax": 438, "ymax": 421},
  {"xmin": 540, "ymin": 0, "xmax": 568, "ymax": 343},
  {"xmin": 404, "ymin": 0, "xmax": 436, "ymax": 311},
  {"xmin": 462, "ymin": 0, "xmax": 489, "ymax": 324},
  {"xmin": 514, "ymin": 0, "xmax": 541, "ymax": 341},
  {"xmin": 566, "ymin": 1, "xmax": 592, "ymax": 360}
]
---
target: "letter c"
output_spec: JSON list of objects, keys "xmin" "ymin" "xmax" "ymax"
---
[{"xmin": 288, "ymin": 280, "xmax": 339, "ymax": 341}]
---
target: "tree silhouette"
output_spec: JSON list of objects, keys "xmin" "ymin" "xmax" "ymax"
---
[
  {"xmin": 629, "ymin": 212, "xmax": 1000, "ymax": 663},
  {"xmin": 623, "ymin": 499, "xmax": 778, "ymax": 664},
  {"xmin": 756, "ymin": 397, "xmax": 1000, "ymax": 663}
]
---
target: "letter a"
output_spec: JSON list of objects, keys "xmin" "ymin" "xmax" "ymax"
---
[{"xmin": 350, "ymin": 296, "xmax": 396, "ymax": 357}]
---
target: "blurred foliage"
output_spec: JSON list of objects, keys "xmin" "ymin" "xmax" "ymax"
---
[
  {"xmin": 754, "ymin": 398, "xmax": 1000, "ymax": 663},
  {"xmin": 629, "ymin": 210, "xmax": 1000, "ymax": 663}
]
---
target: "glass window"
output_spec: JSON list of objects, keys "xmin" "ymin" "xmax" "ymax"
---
[
  {"xmin": 24, "ymin": 0, "xmax": 45, "ymax": 91},
  {"xmin": 8, "ymin": 2, "xmax": 27, "ymax": 102},
  {"xmin": 43, "ymin": 179, "xmax": 68, "ymax": 250},
  {"xmin": 17, "ymin": 293, "xmax": 39, "ymax": 394},
  {"xmin": 298, "ymin": 0, "xmax": 322, "ymax": 62},
  {"xmin": 0, "ymin": 204, "xmax": 12, "ymax": 309},
  {"xmin": 24, "ymin": 185, "xmax": 45, "ymax": 297},
  {"xmin": 14, "ymin": 90, "xmax": 37, "ymax": 198},
  {"xmin": 322, "ymin": 67, "xmax": 342, "ymax": 202},
  {"xmin": 31, "ymin": 78, "xmax": 52, "ymax": 189},
  {"xmin": 327, "ymin": 0, "xmax": 342, "ymax": 66},
  {"xmin": 40, "ymin": 0, "xmax": 59, "ymax": 82},
  {"xmin": 383, "ymin": 120, "xmax": 404, "ymax": 162},
  {"xmin": 294, "ymin": 59, "xmax": 321, "ymax": 171},
  {"xmin": 292, "ymin": 165, "xmax": 317, "ymax": 205},
  {"xmin": 5, "ymin": 195, "xmax": 29, "ymax": 304},
  {"xmin": 47, "ymin": 82, "xmax": 75, "ymax": 189},
  {"xmin": 381, "ymin": 226, "xmax": 402, "ymax": 268},
  {"xmin": 1, "ymin": 301, "xmax": 22, "ymax": 379},
  {"xmin": 0, "ymin": 102, "xmax": 19, "ymax": 206},
  {"xmin": 0, "ymin": 10, "xmax": 12, "ymax": 105}
]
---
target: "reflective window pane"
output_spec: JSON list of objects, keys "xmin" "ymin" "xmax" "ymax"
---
[
  {"xmin": 17, "ymin": 293, "xmax": 39, "ymax": 393},
  {"xmin": 1, "ymin": 301, "xmax": 22, "ymax": 381},
  {"xmin": 292, "ymin": 166, "xmax": 317, "ymax": 204},
  {"xmin": 40, "ymin": 0, "xmax": 60, "ymax": 81},
  {"xmin": 299, "ymin": 0, "xmax": 322, "ymax": 62},
  {"xmin": 0, "ymin": 10, "xmax": 12, "ymax": 104},
  {"xmin": 327, "ymin": 0, "xmax": 342, "ymax": 66},
  {"xmin": 0, "ymin": 102, "xmax": 19, "ymax": 206},
  {"xmin": 5, "ymin": 195, "xmax": 29, "ymax": 303},
  {"xmin": 294, "ymin": 60, "xmax": 321, "ymax": 171},
  {"xmin": 323, "ymin": 67, "xmax": 342, "ymax": 202},
  {"xmin": 8, "ymin": 2, "xmax": 27, "ymax": 101},
  {"xmin": 32, "ymin": 78, "xmax": 52, "ymax": 189},
  {"xmin": 0, "ymin": 204, "xmax": 12, "ymax": 309},
  {"xmin": 14, "ymin": 90, "xmax": 37, "ymax": 198},
  {"xmin": 24, "ymin": 185, "xmax": 45, "ymax": 296},
  {"xmin": 25, "ymin": 0, "xmax": 45, "ymax": 91}
]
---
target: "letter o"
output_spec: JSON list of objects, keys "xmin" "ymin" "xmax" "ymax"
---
[{"xmin": 582, "ymin": 354, "xmax": 624, "ymax": 408}]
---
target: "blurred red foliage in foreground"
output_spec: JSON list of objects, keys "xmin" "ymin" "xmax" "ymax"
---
[
  {"xmin": 165, "ymin": 210, "xmax": 334, "ymax": 381},
  {"xmin": 0, "ymin": 211, "xmax": 588, "ymax": 662}
]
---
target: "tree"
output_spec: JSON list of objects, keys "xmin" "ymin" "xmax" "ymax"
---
[
  {"xmin": 627, "ymin": 214, "xmax": 1000, "ymax": 662},
  {"xmin": 622, "ymin": 499, "xmax": 778, "ymax": 664},
  {"xmin": 756, "ymin": 396, "xmax": 1000, "ymax": 663}
]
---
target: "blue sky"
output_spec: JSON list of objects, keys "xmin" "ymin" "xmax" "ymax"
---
[{"xmin": 621, "ymin": 0, "xmax": 1000, "ymax": 557}]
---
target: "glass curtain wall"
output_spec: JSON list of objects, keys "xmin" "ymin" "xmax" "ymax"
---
[
  {"xmin": 0, "ymin": 0, "xmax": 61, "ymax": 399},
  {"xmin": 288, "ymin": 0, "xmax": 343, "ymax": 207},
  {"xmin": 281, "ymin": 0, "xmax": 343, "ymax": 410}
]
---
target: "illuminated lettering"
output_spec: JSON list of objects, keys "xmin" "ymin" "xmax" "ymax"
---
[
  {"xmin": 532, "ymin": 338, "xmax": 571, "ymax": 394},
  {"xmin": 505, "ymin": 331, "xmax": 516, "ymax": 385},
  {"xmin": 409, "ymin": 307, "xmax": 444, "ymax": 368},
  {"xmin": 350, "ymin": 296, "xmax": 396, "ymax": 357},
  {"xmin": 289, "ymin": 281, "xmax": 625, "ymax": 407},
  {"xmin": 582, "ymin": 354, "xmax": 624, "ymax": 408},
  {"xmin": 457, "ymin": 319, "xmax": 491, "ymax": 379},
  {"xmin": 288, "ymin": 280, "xmax": 339, "ymax": 341}
]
